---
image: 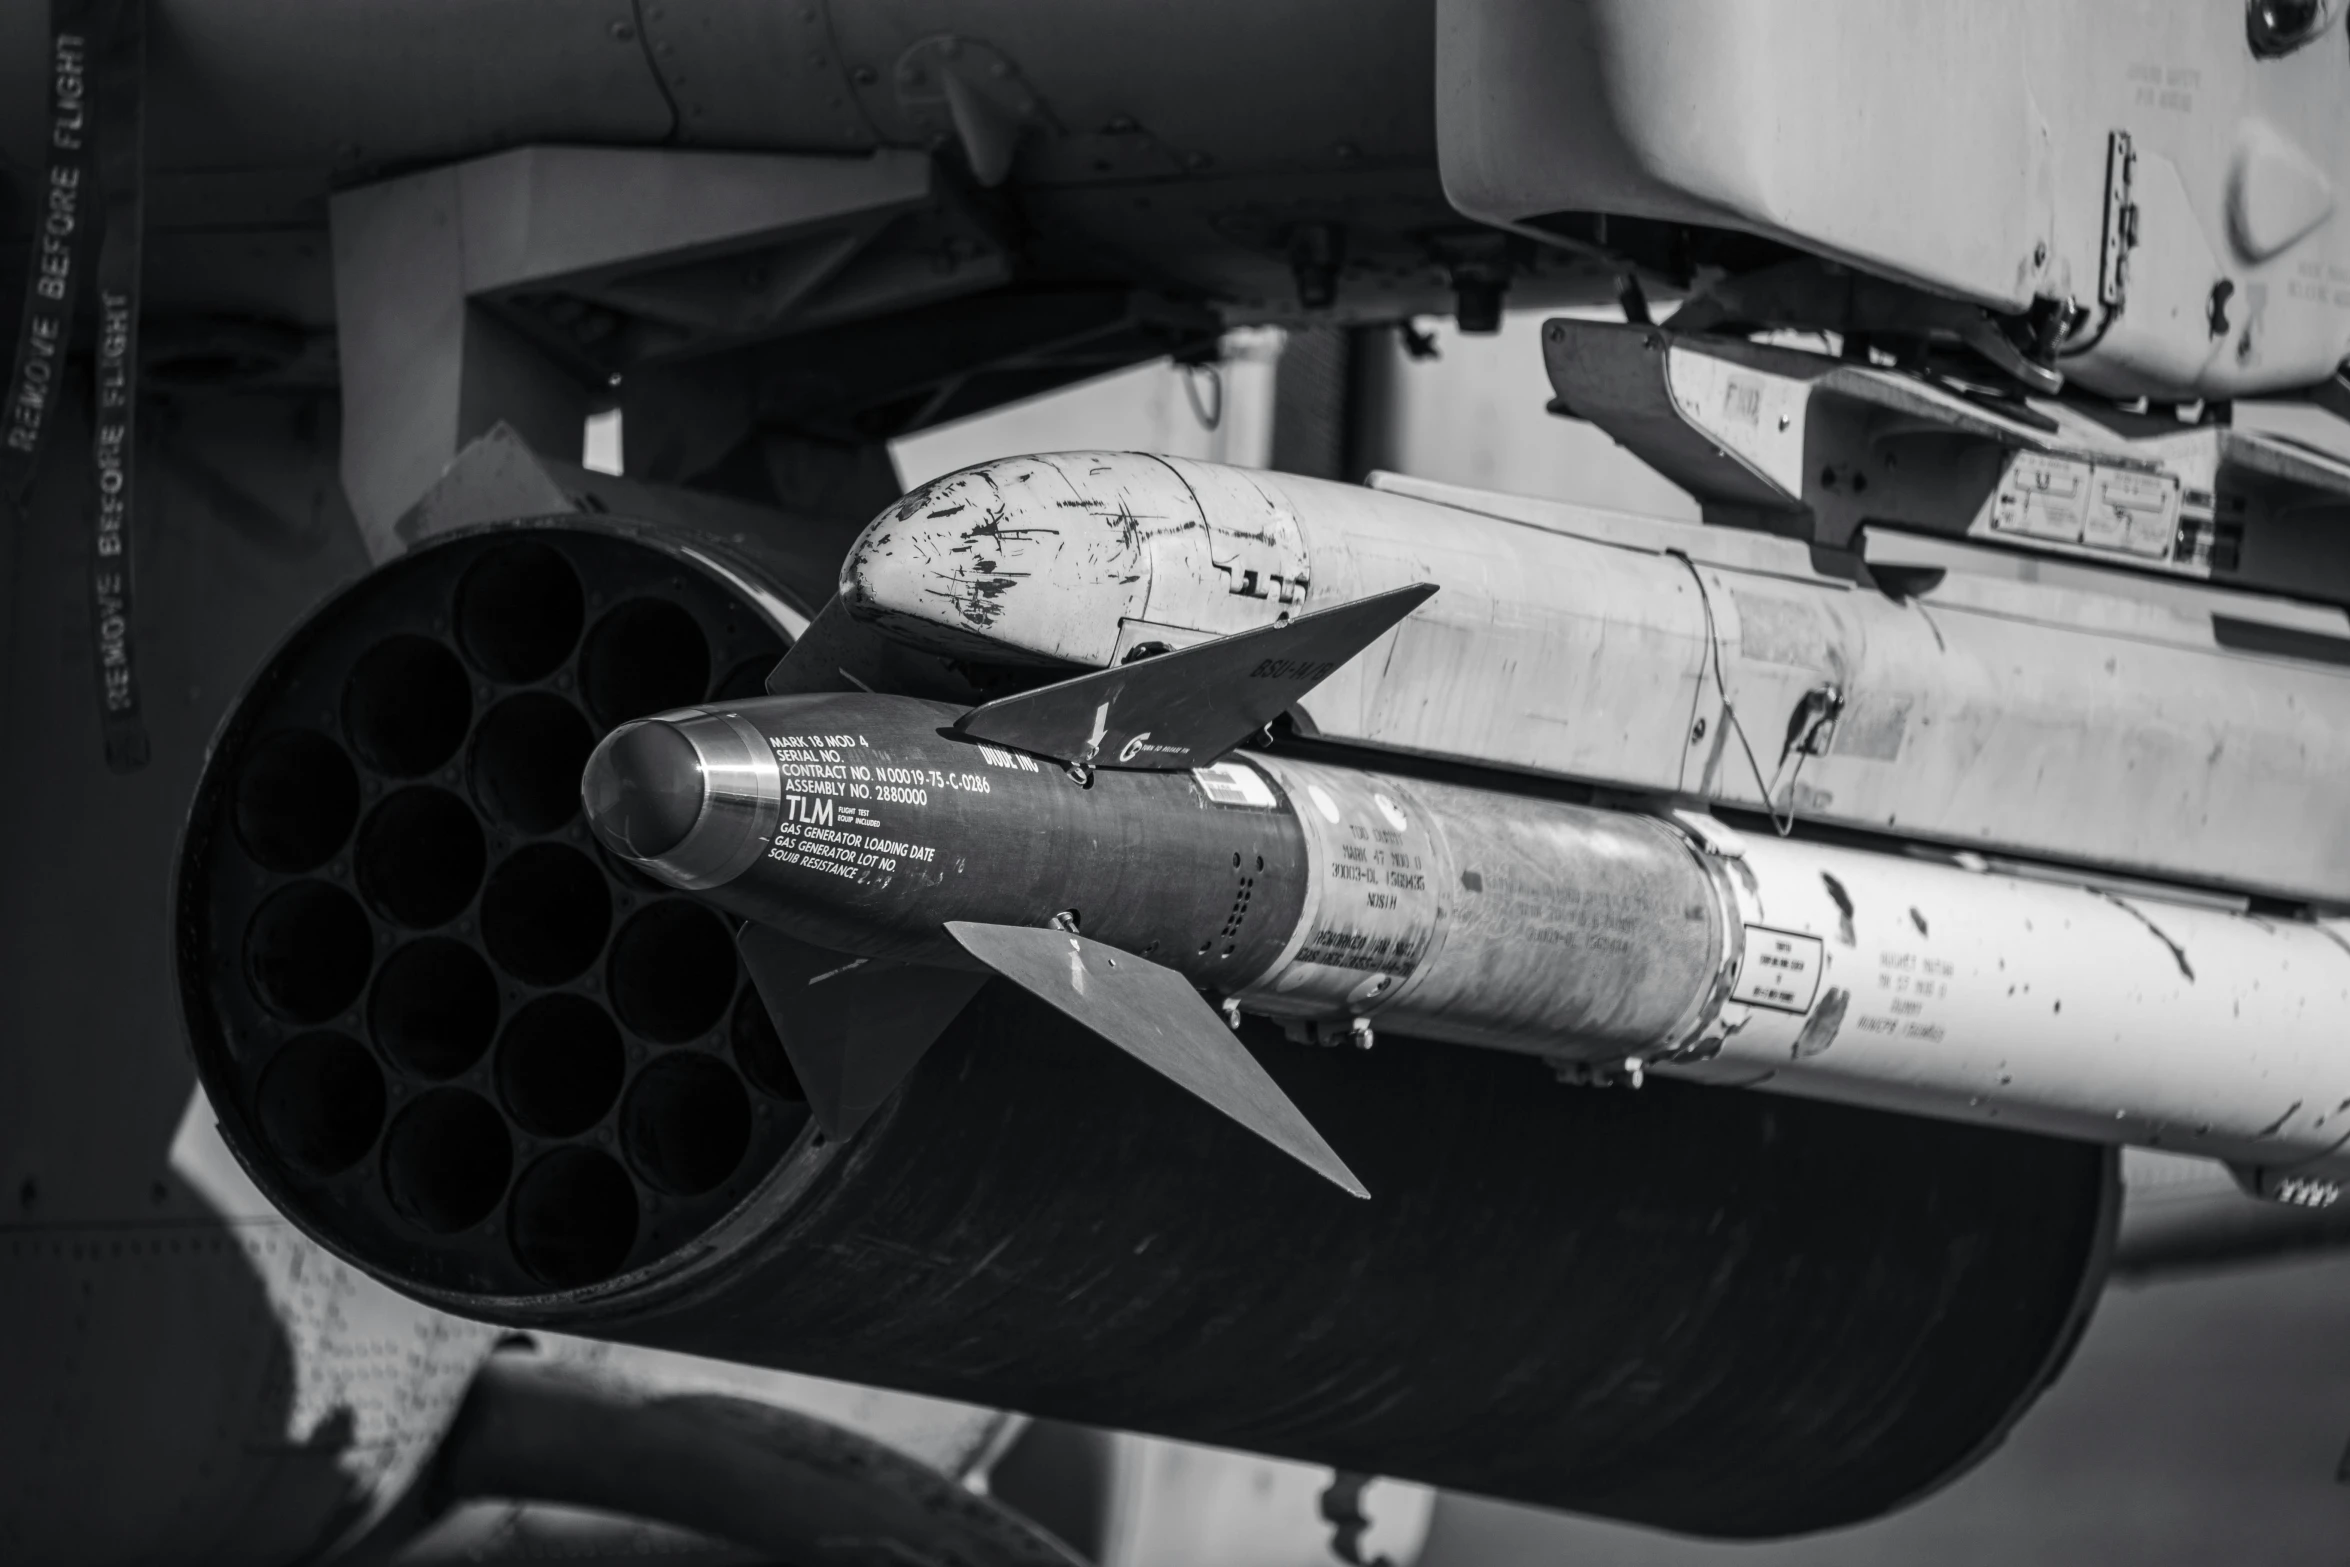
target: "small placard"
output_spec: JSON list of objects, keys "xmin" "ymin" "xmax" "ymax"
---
[
  {"xmin": 1194, "ymin": 760, "xmax": 1278, "ymax": 809},
  {"xmin": 2090, "ymin": 467, "xmax": 2180, "ymax": 558},
  {"xmin": 1732, "ymin": 926, "xmax": 1826, "ymax": 1013},
  {"xmin": 1991, "ymin": 453, "xmax": 2088, "ymax": 542}
]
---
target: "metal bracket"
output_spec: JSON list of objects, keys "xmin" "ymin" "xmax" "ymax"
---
[
  {"xmin": 330, "ymin": 145, "xmax": 1004, "ymax": 551},
  {"xmin": 2099, "ymin": 130, "xmax": 2138, "ymax": 316}
]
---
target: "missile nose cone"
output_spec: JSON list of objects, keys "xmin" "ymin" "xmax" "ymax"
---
[
  {"xmin": 583, "ymin": 719, "xmax": 704, "ymax": 859},
  {"xmin": 840, "ymin": 453, "xmax": 1162, "ymax": 665},
  {"xmin": 581, "ymin": 711, "xmax": 780, "ymax": 891}
]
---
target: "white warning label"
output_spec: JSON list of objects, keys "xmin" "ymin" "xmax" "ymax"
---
[
  {"xmin": 1732, "ymin": 926, "xmax": 1826, "ymax": 1013},
  {"xmin": 1194, "ymin": 760, "xmax": 1277, "ymax": 809}
]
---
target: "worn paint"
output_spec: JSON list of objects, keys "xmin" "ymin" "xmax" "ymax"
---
[
  {"xmin": 2257, "ymin": 1101, "xmax": 2305, "ymax": 1139},
  {"xmin": 2098, "ymin": 891, "xmax": 2197, "ymax": 981},
  {"xmin": 843, "ymin": 454, "xmax": 1180, "ymax": 663},
  {"xmin": 1821, "ymin": 872, "xmax": 1857, "ymax": 946},
  {"xmin": 1793, "ymin": 987, "xmax": 1851, "ymax": 1060}
]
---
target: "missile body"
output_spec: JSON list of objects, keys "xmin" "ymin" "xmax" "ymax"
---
[
  {"xmin": 590, "ymin": 694, "xmax": 1316, "ymax": 983},
  {"xmin": 586, "ymin": 691, "xmax": 1727, "ymax": 1059},
  {"xmin": 837, "ymin": 452, "xmax": 2350, "ymax": 906},
  {"xmin": 586, "ymin": 691, "xmax": 2350, "ymax": 1196}
]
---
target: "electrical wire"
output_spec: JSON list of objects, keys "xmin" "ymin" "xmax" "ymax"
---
[
  {"xmin": 1182, "ymin": 361, "xmax": 1224, "ymax": 431},
  {"xmin": 1671, "ymin": 550, "xmax": 1812, "ymax": 837}
]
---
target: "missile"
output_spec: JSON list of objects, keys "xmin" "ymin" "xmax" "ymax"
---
[
  {"xmin": 585, "ymin": 587, "xmax": 1456, "ymax": 1198},
  {"xmin": 585, "ymin": 580, "xmax": 2350, "ymax": 1205},
  {"xmin": 828, "ymin": 451, "xmax": 2350, "ymax": 909}
]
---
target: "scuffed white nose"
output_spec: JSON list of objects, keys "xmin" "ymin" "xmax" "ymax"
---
[{"xmin": 840, "ymin": 452, "xmax": 1186, "ymax": 665}]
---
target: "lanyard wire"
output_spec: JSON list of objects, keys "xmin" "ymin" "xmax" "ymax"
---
[{"xmin": 1671, "ymin": 550, "xmax": 1841, "ymax": 838}]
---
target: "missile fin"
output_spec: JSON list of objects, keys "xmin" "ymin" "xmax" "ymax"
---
[
  {"xmin": 951, "ymin": 583, "xmax": 1437, "ymax": 770},
  {"xmin": 736, "ymin": 923, "xmax": 987, "ymax": 1140},
  {"xmin": 765, "ymin": 597, "xmax": 1000, "ymax": 704},
  {"xmin": 764, "ymin": 598, "xmax": 863, "ymax": 695},
  {"xmin": 943, "ymin": 921, "xmax": 1369, "ymax": 1198}
]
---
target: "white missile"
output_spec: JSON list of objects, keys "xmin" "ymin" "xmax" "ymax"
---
[{"xmin": 837, "ymin": 451, "xmax": 2350, "ymax": 907}]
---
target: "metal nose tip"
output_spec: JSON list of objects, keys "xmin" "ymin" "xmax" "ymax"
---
[
  {"xmin": 581, "ymin": 710, "xmax": 781, "ymax": 892},
  {"xmin": 583, "ymin": 720, "xmax": 706, "ymax": 859}
]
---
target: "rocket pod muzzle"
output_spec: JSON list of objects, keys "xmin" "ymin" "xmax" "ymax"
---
[{"xmin": 176, "ymin": 523, "xmax": 814, "ymax": 1300}]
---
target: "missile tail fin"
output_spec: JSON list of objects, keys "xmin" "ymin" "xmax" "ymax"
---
[
  {"xmin": 764, "ymin": 597, "xmax": 999, "ymax": 703},
  {"xmin": 952, "ymin": 583, "xmax": 1436, "ymax": 771},
  {"xmin": 736, "ymin": 924, "xmax": 987, "ymax": 1140},
  {"xmin": 763, "ymin": 598, "xmax": 862, "ymax": 695},
  {"xmin": 944, "ymin": 921, "xmax": 1369, "ymax": 1198}
]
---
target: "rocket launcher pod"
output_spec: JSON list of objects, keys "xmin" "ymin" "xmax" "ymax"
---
[{"xmin": 175, "ymin": 520, "xmax": 2116, "ymax": 1536}]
